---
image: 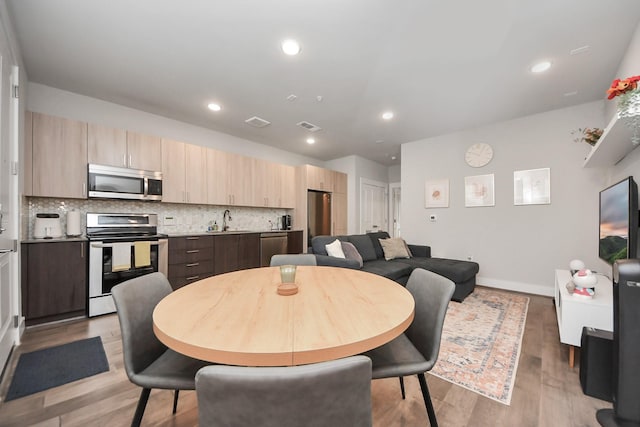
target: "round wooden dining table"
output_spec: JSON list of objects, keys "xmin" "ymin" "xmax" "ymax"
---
[{"xmin": 153, "ymin": 266, "xmax": 415, "ymax": 366}]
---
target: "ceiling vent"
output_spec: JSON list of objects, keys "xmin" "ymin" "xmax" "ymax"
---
[
  {"xmin": 297, "ymin": 121, "xmax": 321, "ymax": 132},
  {"xmin": 245, "ymin": 116, "xmax": 271, "ymax": 128}
]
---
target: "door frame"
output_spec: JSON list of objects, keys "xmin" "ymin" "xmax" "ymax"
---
[
  {"xmin": 388, "ymin": 182, "xmax": 401, "ymax": 237},
  {"xmin": 359, "ymin": 178, "xmax": 388, "ymax": 234}
]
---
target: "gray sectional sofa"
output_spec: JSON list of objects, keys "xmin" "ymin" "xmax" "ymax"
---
[{"xmin": 309, "ymin": 231, "xmax": 479, "ymax": 302}]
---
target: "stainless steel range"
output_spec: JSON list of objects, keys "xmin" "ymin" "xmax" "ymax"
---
[{"xmin": 87, "ymin": 213, "xmax": 168, "ymax": 317}]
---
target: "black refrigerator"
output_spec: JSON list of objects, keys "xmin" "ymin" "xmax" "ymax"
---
[{"xmin": 308, "ymin": 190, "xmax": 332, "ymax": 247}]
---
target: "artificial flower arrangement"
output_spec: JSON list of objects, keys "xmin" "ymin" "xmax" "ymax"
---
[
  {"xmin": 607, "ymin": 75, "xmax": 640, "ymax": 99},
  {"xmin": 572, "ymin": 127, "xmax": 603, "ymax": 146}
]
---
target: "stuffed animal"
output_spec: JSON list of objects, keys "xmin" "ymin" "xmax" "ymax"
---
[{"xmin": 607, "ymin": 75, "xmax": 640, "ymax": 99}]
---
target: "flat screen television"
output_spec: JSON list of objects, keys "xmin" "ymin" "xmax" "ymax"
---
[{"xmin": 599, "ymin": 176, "xmax": 639, "ymax": 264}]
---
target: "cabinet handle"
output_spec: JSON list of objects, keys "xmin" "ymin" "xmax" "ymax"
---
[
  {"xmin": 80, "ymin": 242, "xmax": 84, "ymax": 258},
  {"xmin": 186, "ymin": 275, "xmax": 200, "ymax": 281},
  {"xmin": 129, "ymin": 154, "xmax": 132, "ymax": 167},
  {"xmin": 186, "ymin": 249, "xmax": 200, "ymax": 253},
  {"xmin": 186, "ymin": 262, "xmax": 200, "ymax": 267},
  {"xmin": 186, "ymin": 237, "xmax": 200, "ymax": 240},
  {"xmin": 123, "ymin": 154, "xmax": 127, "ymax": 167},
  {"xmin": 82, "ymin": 183, "xmax": 86, "ymax": 197}
]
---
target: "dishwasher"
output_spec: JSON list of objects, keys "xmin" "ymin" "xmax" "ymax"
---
[{"xmin": 260, "ymin": 232, "xmax": 288, "ymax": 267}]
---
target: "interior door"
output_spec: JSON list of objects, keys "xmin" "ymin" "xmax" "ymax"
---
[
  {"xmin": 360, "ymin": 180, "xmax": 387, "ymax": 234},
  {"xmin": 0, "ymin": 52, "xmax": 20, "ymax": 371},
  {"xmin": 389, "ymin": 184, "xmax": 401, "ymax": 237}
]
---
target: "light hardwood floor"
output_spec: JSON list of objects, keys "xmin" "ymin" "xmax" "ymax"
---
[{"xmin": 0, "ymin": 290, "xmax": 612, "ymax": 426}]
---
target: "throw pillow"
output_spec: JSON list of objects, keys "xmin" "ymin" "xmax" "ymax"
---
[
  {"xmin": 379, "ymin": 237, "xmax": 411, "ymax": 261},
  {"xmin": 325, "ymin": 239, "xmax": 346, "ymax": 258},
  {"xmin": 341, "ymin": 241, "xmax": 363, "ymax": 268}
]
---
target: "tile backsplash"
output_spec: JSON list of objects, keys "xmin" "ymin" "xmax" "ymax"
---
[{"xmin": 24, "ymin": 197, "xmax": 292, "ymax": 239}]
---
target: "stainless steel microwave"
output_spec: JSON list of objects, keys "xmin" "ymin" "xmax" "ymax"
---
[{"xmin": 88, "ymin": 164, "xmax": 162, "ymax": 201}]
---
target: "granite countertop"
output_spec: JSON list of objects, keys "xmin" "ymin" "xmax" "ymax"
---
[
  {"xmin": 22, "ymin": 236, "xmax": 88, "ymax": 244},
  {"xmin": 167, "ymin": 229, "xmax": 302, "ymax": 237}
]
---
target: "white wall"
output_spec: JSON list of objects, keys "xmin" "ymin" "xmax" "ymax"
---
[
  {"xmin": 605, "ymin": 23, "xmax": 640, "ymax": 122},
  {"xmin": 327, "ymin": 155, "xmax": 390, "ymax": 233},
  {"xmin": 26, "ymin": 83, "xmax": 322, "ymax": 167},
  {"xmin": 388, "ymin": 164, "xmax": 401, "ymax": 183},
  {"xmin": 402, "ymin": 101, "xmax": 608, "ymax": 296}
]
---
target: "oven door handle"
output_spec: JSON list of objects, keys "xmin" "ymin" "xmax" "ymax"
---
[{"xmin": 90, "ymin": 240, "xmax": 166, "ymax": 249}]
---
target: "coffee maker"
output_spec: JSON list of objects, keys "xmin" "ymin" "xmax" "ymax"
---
[{"xmin": 281, "ymin": 215, "xmax": 292, "ymax": 230}]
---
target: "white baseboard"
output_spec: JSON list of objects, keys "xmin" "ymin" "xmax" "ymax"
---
[{"xmin": 477, "ymin": 276, "xmax": 555, "ymax": 297}]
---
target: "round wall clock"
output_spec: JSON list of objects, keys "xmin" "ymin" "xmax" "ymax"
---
[{"xmin": 465, "ymin": 143, "xmax": 493, "ymax": 167}]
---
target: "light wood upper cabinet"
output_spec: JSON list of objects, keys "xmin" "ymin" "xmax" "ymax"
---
[
  {"xmin": 252, "ymin": 160, "xmax": 296, "ymax": 208},
  {"xmin": 161, "ymin": 138, "xmax": 185, "ymax": 203},
  {"xmin": 306, "ymin": 165, "xmax": 334, "ymax": 192},
  {"xmin": 126, "ymin": 132, "xmax": 162, "ymax": 171},
  {"xmin": 24, "ymin": 111, "xmax": 33, "ymax": 196},
  {"xmin": 32, "ymin": 112, "xmax": 87, "ymax": 199},
  {"xmin": 207, "ymin": 149, "xmax": 253, "ymax": 206},
  {"xmin": 88, "ymin": 124, "xmax": 161, "ymax": 171},
  {"xmin": 88, "ymin": 123, "xmax": 127, "ymax": 167},
  {"xmin": 162, "ymin": 138, "xmax": 207, "ymax": 204},
  {"xmin": 334, "ymin": 171, "xmax": 348, "ymax": 194},
  {"xmin": 185, "ymin": 143, "xmax": 207, "ymax": 204},
  {"xmin": 206, "ymin": 148, "xmax": 230, "ymax": 205},
  {"xmin": 280, "ymin": 165, "xmax": 295, "ymax": 208}
]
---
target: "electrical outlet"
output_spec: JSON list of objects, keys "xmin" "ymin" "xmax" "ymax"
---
[
  {"xmin": 429, "ymin": 214, "xmax": 437, "ymax": 222},
  {"xmin": 467, "ymin": 255, "xmax": 473, "ymax": 261}
]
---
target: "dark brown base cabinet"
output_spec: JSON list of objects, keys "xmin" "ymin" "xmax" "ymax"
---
[
  {"xmin": 21, "ymin": 241, "xmax": 87, "ymax": 325},
  {"xmin": 213, "ymin": 233, "xmax": 260, "ymax": 275},
  {"xmin": 287, "ymin": 230, "xmax": 303, "ymax": 254},
  {"xmin": 168, "ymin": 231, "xmax": 302, "ymax": 290},
  {"xmin": 168, "ymin": 235, "xmax": 215, "ymax": 289}
]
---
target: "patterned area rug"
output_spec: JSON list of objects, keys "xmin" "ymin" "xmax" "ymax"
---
[{"xmin": 430, "ymin": 287, "xmax": 529, "ymax": 405}]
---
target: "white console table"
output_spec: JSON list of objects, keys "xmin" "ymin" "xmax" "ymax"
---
[{"xmin": 554, "ymin": 269, "xmax": 613, "ymax": 368}]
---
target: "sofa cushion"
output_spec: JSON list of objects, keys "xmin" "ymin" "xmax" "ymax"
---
[
  {"xmin": 311, "ymin": 235, "xmax": 349, "ymax": 256},
  {"xmin": 341, "ymin": 242, "xmax": 363, "ymax": 268},
  {"xmin": 393, "ymin": 257, "xmax": 479, "ymax": 283},
  {"xmin": 349, "ymin": 235, "xmax": 378, "ymax": 262},
  {"xmin": 361, "ymin": 260, "xmax": 413, "ymax": 281},
  {"xmin": 379, "ymin": 237, "xmax": 411, "ymax": 261},
  {"xmin": 325, "ymin": 239, "xmax": 345, "ymax": 258},
  {"xmin": 367, "ymin": 231, "xmax": 390, "ymax": 259}
]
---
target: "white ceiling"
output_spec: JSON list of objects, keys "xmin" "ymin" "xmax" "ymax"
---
[{"xmin": 7, "ymin": 0, "xmax": 640, "ymax": 166}]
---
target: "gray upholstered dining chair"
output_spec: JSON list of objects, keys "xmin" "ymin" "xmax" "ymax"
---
[
  {"xmin": 270, "ymin": 253, "xmax": 317, "ymax": 266},
  {"xmin": 195, "ymin": 355, "xmax": 373, "ymax": 427},
  {"xmin": 363, "ymin": 268, "xmax": 455, "ymax": 427},
  {"xmin": 111, "ymin": 272, "xmax": 210, "ymax": 427}
]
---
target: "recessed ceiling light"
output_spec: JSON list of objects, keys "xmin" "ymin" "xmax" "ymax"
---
[
  {"xmin": 282, "ymin": 39, "xmax": 301, "ymax": 56},
  {"xmin": 382, "ymin": 111, "xmax": 394, "ymax": 120},
  {"xmin": 530, "ymin": 61, "xmax": 551, "ymax": 73},
  {"xmin": 391, "ymin": 156, "xmax": 397, "ymax": 160},
  {"xmin": 306, "ymin": 138, "xmax": 315, "ymax": 144},
  {"xmin": 207, "ymin": 103, "xmax": 221, "ymax": 111}
]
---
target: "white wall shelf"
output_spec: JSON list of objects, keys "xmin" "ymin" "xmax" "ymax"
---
[{"xmin": 583, "ymin": 112, "xmax": 639, "ymax": 168}]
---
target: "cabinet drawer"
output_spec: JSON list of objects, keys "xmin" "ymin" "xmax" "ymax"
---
[
  {"xmin": 169, "ymin": 245, "xmax": 214, "ymax": 265},
  {"xmin": 169, "ymin": 236, "xmax": 214, "ymax": 251},
  {"xmin": 169, "ymin": 260, "xmax": 214, "ymax": 278}
]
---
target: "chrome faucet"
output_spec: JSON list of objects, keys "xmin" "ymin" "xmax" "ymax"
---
[{"xmin": 223, "ymin": 209, "xmax": 232, "ymax": 231}]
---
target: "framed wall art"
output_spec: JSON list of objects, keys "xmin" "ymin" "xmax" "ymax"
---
[
  {"xmin": 465, "ymin": 174, "xmax": 495, "ymax": 207},
  {"xmin": 514, "ymin": 168, "xmax": 550, "ymax": 205},
  {"xmin": 425, "ymin": 179, "xmax": 449, "ymax": 208}
]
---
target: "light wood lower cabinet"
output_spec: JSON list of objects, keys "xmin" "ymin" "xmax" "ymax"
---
[
  {"xmin": 332, "ymin": 192, "xmax": 348, "ymax": 235},
  {"xmin": 31, "ymin": 113, "xmax": 88, "ymax": 199},
  {"xmin": 21, "ymin": 241, "xmax": 87, "ymax": 325}
]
